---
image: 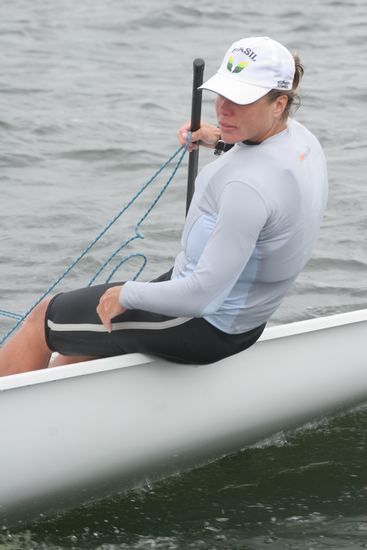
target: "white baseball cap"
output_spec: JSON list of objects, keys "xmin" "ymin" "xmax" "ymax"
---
[{"xmin": 200, "ymin": 36, "xmax": 295, "ymax": 105}]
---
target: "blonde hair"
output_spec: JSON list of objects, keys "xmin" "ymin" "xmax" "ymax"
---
[{"xmin": 266, "ymin": 54, "xmax": 304, "ymax": 119}]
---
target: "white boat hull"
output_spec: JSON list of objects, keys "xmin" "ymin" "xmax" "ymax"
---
[{"xmin": 0, "ymin": 309, "xmax": 366, "ymax": 525}]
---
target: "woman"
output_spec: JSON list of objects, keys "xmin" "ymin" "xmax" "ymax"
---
[{"xmin": 0, "ymin": 36, "xmax": 328, "ymax": 376}]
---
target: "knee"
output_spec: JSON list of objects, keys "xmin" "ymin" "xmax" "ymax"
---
[{"xmin": 23, "ymin": 297, "xmax": 53, "ymax": 333}]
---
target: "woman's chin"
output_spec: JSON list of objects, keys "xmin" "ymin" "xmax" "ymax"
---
[{"xmin": 220, "ymin": 130, "xmax": 241, "ymax": 144}]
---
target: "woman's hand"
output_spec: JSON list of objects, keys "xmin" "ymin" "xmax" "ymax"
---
[
  {"xmin": 97, "ymin": 286, "xmax": 126, "ymax": 332},
  {"xmin": 177, "ymin": 121, "xmax": 221, "ymax": 152}
]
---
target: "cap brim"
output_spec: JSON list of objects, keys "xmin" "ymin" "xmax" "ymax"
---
[{"xmin": 199, "ymin": 71, "xmax": 270, "ymax": 105}]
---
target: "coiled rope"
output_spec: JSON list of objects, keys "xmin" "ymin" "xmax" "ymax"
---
[{"xmin": 0, "ymin": 139, "xmax": 189, "ymax": 346}]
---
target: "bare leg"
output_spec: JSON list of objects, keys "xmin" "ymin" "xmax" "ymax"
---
[
  {"xmin": 0, "ymin": 298, "xmax": 53, "ymax": 377},
  {"xmin": 49, "ymin": 354, "xmax": 97, "ymax": 368}
]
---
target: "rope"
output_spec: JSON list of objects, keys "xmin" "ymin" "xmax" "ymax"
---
[
  {"xmin": 0, "ymin": 139, "xmax": 190, "ymax": 346},
  {"xmin": 0, "ymin": 309, "xmax": 23, "ymax": 321}
]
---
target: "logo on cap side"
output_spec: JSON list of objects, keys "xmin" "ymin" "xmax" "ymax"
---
[
  {"xmin": 227, "ymin": 56, "xmax": 249, "ymax": 74},
  {"xmin": 277, "ymin": 80, "xmax": 291, "ymax": 89}
]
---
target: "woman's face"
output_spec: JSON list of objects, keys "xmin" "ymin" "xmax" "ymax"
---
[{"xmin": 215, "ymin": 94, "xmax": 287, "ymax": 144}]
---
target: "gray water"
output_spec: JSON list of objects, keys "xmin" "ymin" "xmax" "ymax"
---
[{"xmin": 0, "ymin": 0, "xmax": 367, "ymax": 548}]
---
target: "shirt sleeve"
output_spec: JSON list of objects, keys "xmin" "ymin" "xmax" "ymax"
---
[{"xmin": 120, "ymin": 181, "xmax": 268, "ymax": 317}]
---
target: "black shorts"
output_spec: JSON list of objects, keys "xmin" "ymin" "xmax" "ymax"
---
[{"xmin": 45, "ymin": 271, "xmax": 266, "ymax": 365}]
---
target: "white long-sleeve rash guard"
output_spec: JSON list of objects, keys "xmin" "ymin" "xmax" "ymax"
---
[{"xmin": 120, "ymin": 119, "xmax": 328, "ymax": 334}]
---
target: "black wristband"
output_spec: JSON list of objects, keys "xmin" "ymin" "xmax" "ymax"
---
[{"xmin": 214, "ymin": 140, "xmax": 234, "ymax": 156}]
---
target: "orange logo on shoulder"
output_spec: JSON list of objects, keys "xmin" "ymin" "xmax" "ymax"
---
[{"xmin": 299, "ymin": 147, "xmax": 311, "ymax": 161}]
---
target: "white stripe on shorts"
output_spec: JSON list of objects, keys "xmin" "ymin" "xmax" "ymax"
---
[{"xmin": 47, "ymin": 316, "xmax": 193, "ymax": 333}]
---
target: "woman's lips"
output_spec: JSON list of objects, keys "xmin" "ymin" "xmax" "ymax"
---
[{"xmin": 219, "ymin": 122, "xmax": 237, "ymax": 131}]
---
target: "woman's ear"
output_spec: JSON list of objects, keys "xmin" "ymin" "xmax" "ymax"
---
[{"xmin": 273, "ymin": 95, "xmax": 289, "ymax": 118}]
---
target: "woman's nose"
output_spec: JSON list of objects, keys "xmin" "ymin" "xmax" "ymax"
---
[{"xmin": 217, "ymin": 95, "xmax": 234, "ymax": 114}]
